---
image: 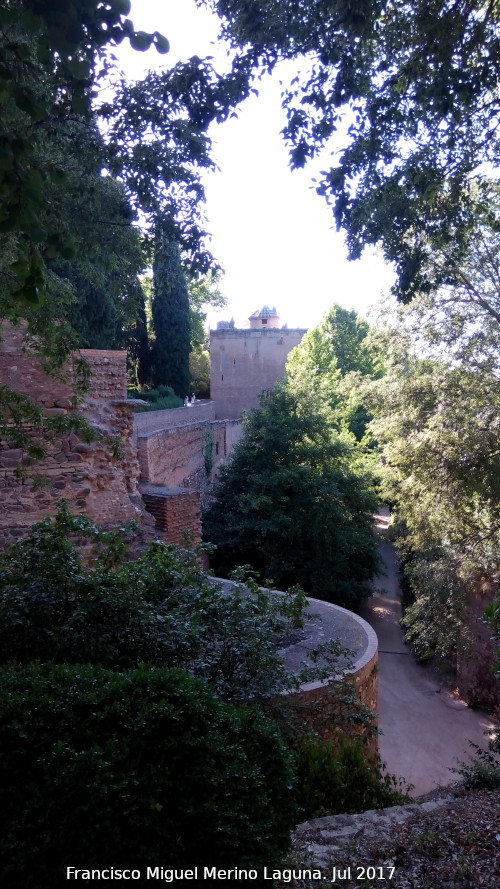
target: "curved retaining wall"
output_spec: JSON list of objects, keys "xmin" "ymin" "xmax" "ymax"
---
[
  {"xmin": 281, "ymin": 597, "xmax": 378, "ymax": 749},
  {"xmin": 211, "ymin": 579, "xmax": 379, "ymax": 740}
]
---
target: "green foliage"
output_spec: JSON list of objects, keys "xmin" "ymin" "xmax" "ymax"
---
[
  {"xmin": 151, "ymin": 219, "xmax": 192, "ymax": 396},
  {"xmin": 293, "ymin": 738, "xmax": 413, "ymax": 819},
  {"xmin": 102, "ymin": 61, "xmax": 251, "ymax": 273},
  {"xmin": 203, "ymin": 380, "xmax": 378, "ymax": 607},
  {"xmin": 0, "ymin": 383, "xmax": 98, "ymax": 474},
  {"xmin": 400, "ymin": 554, "xmax": 470, "ymax": 664},
  {"xmin": 0, "ymin": 0, "xmax": 168, "ymax": 305},
  {"xmin": 188, "ymin": 269, "xmax": 226, "ymax": 351},
  {"xmin": 387, "ymin": 187, "xmax": 500, "ymax": 374},
  {"xmin": 204, "ymin": 423, "xmax": 214, "ymax": 475},
  {"xmin": 485, "ymin": 595, "xmax": 500, "ymax": 675},
  {"xmin": 190, "ymin": 346, "xmax": 211, "ymax": 397},
  {"xmin": 0, "ymin": 3, "xmax": 247, "ymax": 434},
  {"xmin": 0, "ymin": 507, "xmax": 350, "ymax": 704},
  {"xmin": 455, "ymin": 732, "xmax": 500, "ymax": 790},
  {"xmin": 288, "ymin": 304, "xmax": 383, "ymax": 384},
  {"xmin": 187, "ymin": 269, "xmax": 224, "ymax": 396},
  {"xmin": 135, "ymin": 384, "xmax": 183, "ymax": 411},
  {"xmin": 0, "ymin": 663, "xmax": 295, "ymax": 886},
  {"xmin": 365, "ymin": 311, "xmax": 500, "ymax": 663},
  {"xmin": 286, "ymin": 303, "xmax": 385, "ymax": 442}
]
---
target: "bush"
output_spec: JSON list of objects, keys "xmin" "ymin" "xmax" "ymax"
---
[
  {"xmin": 0, "ymin": 664, "xmax": 296, "ymax": 888},
  {"xmin": 455, "ymin": 732, "xmax": 500, "ymax": 789},
  {"xmin": 203, "ymin": 383, "xmax": 378, "ymax": 608},
  {"xmin": 0, "ymin": 509, "xmax": 348, "ymax": 704},
  {"xmin": 293, "ymin": 738, "xmax": 413, "ymax": 819},
  {"xmin": 133, "ymin": 384, "xmax": 183, "ymax": 410}
]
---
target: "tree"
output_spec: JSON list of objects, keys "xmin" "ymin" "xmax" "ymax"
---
[
  {"xmin": 187, "ymin": 269, "xmax": 226, "ymax": 396},
  {"xmin": 387, "ymin": 189, "xmax": 500, "ymax": 373},
  {"xmin": 365, "ymin": 322, "xmax": 500, "ymax": 662},
  {"xmin": 286, "ymin": 303, "xmax": 385, "ymax": 441},
  {"xmin": 188, "ymin": 270, "xmax": 226, "ymax": 350},
  {"xmin": 151, "ymin": 219, "xmax": 192, "ymax": 395},
  {"xmin": 0, "ymin": 5, "xmax": 249, "ymax": 390},
  {"xmin": 0, "ymin": 0, "xmax": 168, "ymax": 306},
  {"xmin": 202, "ymin": 0, "xmax": 500, "ymax": 300},
  {"xmin": 102, "ymin": 59, "xmax": 251, "ymax": 274},
  {"xmin": 203, "ymin": 380, "xmax": 378, "ymax": 607},
  {"xmin": 0, "ymin": 663, "xmax": 296, "ymax": 885}
]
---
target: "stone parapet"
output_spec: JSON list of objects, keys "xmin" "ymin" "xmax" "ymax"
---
[
  {"xmin": 211, "ymin": 580, "xmax": 379, "ymax": 745},
  {"xmin": 133, "ymin": 401, "xmax": 216, "ymax": 444}
]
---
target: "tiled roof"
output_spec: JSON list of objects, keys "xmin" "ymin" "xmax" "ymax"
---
[{"xmin": 248, "ymin": 305, "xmax": 279, "ymax": 319}]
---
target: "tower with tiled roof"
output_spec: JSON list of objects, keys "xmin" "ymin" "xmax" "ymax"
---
[{"xmin": 210, "ymin": 306, "xmax": 307, "ymax": 419}]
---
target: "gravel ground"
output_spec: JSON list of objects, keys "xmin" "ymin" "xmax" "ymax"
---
[{"xmin": 275, "ymin": 787, "xmax": 500, "ymax": 888}]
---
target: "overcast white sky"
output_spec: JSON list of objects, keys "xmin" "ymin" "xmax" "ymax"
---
[{"xmin": 114, "ymin": 0, "xmax": 396, "ymax": 329}]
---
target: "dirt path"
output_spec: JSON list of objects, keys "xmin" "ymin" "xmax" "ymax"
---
[{"xmin": 359, "ymin": 509, "xmax": 497, "ymax": 797}]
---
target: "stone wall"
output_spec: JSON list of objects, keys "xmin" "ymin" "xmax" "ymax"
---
[
  {"xmin": 288, "ymin": 610, "xmax": 379, "ymax": 753},
  {"xmin": 0, "ymin": 324, "xmax": 153, "ymax": 547},
  {"xmin": 288, "ymin": 651, "xmax": 379, "ymax": 755},
  {"xmin": 210, "ymin": 326, "xmax": 307, "ymax": 419},
  {"xmin": 135, "ymin": 413, "xmax": 243, "ymax": 521},
  {"xmin": 133, "ymin": 400, "xmax": 215, "ymax": 444},
  {"xmin": 137, "ymin": 421, "xmax": 210, "ymax": 490}
]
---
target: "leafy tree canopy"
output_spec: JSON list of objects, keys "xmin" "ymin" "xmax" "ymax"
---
[
  {"xmin": 386, "ymin": 186, "xmax": 500, "ymax": 373},
  {"xmin": 201, "ymin": 0, "xmax": 500, "ymax": 300},
  {"xmin": 0, "ymin": 0, "xmax": 168, "ymax": 305},
  {"xmin": 363, "ymin": 314, "xmax": 500, "ymax": 662},
  {"xmin": 286, "ymin": 303, "xmax": 385, "ymax": 442},
  {"xmin": 203, "ymin": 379, "xmax": 378, "ymax": 607},
  {"xmin": 151, "ymin": 217, "xmax": 192, "ymax": 395},
  {"xmin": 188, "ymin": 269, "xmax": 226, "ymax": 351}
]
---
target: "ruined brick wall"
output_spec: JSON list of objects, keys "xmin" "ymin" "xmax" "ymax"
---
[
  {"xmin": 140, "ymin": 485, "xmax": 201, "ymax": 547},
  {"xmin": 136, "ymin": 417, "xmax": 243, "ymax": 499},
  {"xmin": 0, "ymin": 324, "xmax": 153, "ymax": 547},
  {"xmin": 210, "ymin": 327, "xmax": 307, "ymax": 419},
  {"xmin": 137, "ymin": 421, "xmax": 210, "ymax": 490},
  {"xmin": 134, "ymin": 411, "xmax": 245, "ymax": 544}
]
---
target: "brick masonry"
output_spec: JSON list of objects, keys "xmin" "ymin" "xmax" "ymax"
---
[
  {"xmin": 0, "ymin": 323, "xmax": 154, "ymax": 547},
  {"xmin": 141, "ymin": 484, "xmax": 201, "ymax": 547},
  {"xmin": 134, "ymin": 409, "xmax": 244, "ymax": 543}
]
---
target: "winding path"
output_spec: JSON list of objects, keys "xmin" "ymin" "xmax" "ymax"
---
[{"xmin": 359, "ymin": 509, "xmax": 497, "ymax": 797}]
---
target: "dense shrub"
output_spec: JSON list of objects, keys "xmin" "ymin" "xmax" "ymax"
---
[
  {"xmin": 0, "ymin": 664, "xmax": 296, "ymax": 888},
  {"xmin": 0, "ymin": 510, "xmax": 322, "ymax": 703},
  {"xmin": 133, "ymin": 384, "xmax": 183, "ymax": 410},
  {"xmin": 293, "ymin": 738, "xmax": 413, "ymax": 819},
  {"xmin": 203, "ymin": 383, "xmax": 378, "ymax": 608},
  {"xmin": 455, "ymin": 732, "xmax": 500, "ymax": 790}
]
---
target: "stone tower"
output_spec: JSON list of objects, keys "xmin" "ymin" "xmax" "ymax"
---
[{"xmin": 210, "ymin": 306, "xmax": 307, "ymax": 419}]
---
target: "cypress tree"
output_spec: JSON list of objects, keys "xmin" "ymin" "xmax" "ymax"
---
[
  {"xmin": 152, "ymin": 220, "xmax": 191, "ymax": 396},
  {"xmin": 123, "ymin": 282, "xmax": 152, "ymax": 388}
]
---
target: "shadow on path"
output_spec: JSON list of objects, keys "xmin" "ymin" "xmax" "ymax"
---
[{"xmin": 359, "ymin": 507, "xmax": 497, "ymax": 797}]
